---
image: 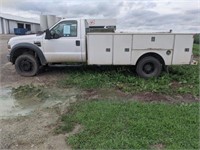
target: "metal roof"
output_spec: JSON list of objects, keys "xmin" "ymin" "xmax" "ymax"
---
[{"xmin": 0, "ymin": 13, "xmax": 40, "ymax": 24}]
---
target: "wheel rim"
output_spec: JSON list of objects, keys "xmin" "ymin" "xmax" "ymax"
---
[
  {"xmin": 143, "ymin": 62, "xmax": 155, "ymax": 74},
  {"xmin": 19, "ymin": 59, "xmax": 33, "ymax": 72}
]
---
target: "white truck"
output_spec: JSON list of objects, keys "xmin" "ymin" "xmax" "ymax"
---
[{"xmin": 7, "ymin": 18, "xmax": 195, "ymax": 78}]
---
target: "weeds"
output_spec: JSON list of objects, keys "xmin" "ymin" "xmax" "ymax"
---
[
  {"xmin": 12, "ymin": 84, "xmax": 48, "ymax": 100},
  {"xmin": 59, "ymin": 64, "xmax": 199, "ymax": 96},
  {"xmin": 193, "ymin": 44, "xmax": 200, "ymax": 56}
]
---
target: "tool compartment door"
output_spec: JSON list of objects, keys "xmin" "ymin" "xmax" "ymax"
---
[
  {"xmin": 133, "ymin": 34, "xmax": 174, "ymax": 50},
  {"xmin": 113, "ymin": 35, "xmax": 132, "ymax": 64},
  {"xmin": 87, "ymin": 34, "xmax": 113, "ymax": 64},
  {"xmin": 172, "ymin": 34, "xmax": 193, "ymax": 64}
]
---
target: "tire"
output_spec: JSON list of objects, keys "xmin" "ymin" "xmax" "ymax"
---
[
  {"xmin": 136, "ymin": 56, "xmax": 162, "ymax": 78},
  {"xmin": 15, "ymin": 54, "xmax": 39, "ymax": 77}
]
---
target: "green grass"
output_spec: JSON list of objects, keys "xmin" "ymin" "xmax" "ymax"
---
[
  {"xmin": 193, "ymin": 44, "xmax": 200, "ymax": 56},
  {"xmin": 59, "ymin": 64, "xmax": 199, "ymax": 96},
  {"xmin": 12, "ymin": 84, "xmax": 48, "ymax": 100},
  {"xmin": 12, "ymin": 84, "xmax": 77, "ymax": 101},
  {"xmin": 194, "ymin": 34, "xmax": 199, "ymax": 44},
  {"xmin": 58, "ymin": 100, "xmax": 199, "ymax": 149}
]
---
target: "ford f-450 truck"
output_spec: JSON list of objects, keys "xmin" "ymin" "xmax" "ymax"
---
[{"xmin": 7, "ymin": 18, "xmax": 195, "ymax": 78}]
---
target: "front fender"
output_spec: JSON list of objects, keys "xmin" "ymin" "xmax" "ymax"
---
[{"xmin": 10, "ymin": 43, "xmax": 47, "ymax": 65}]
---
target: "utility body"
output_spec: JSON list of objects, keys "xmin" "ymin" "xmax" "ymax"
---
[{"xmin": 7, "ymin": 18, "xmax": 195, "ymax": 78}]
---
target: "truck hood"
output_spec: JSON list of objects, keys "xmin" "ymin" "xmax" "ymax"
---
[{"xmin": 8, "ymin": 34, "xmax": 44, "ymax": 47}]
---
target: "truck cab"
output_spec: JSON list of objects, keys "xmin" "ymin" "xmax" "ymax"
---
[{"xmin": 43, "ymin": 19, "xmax": 86, "ymax": 63}]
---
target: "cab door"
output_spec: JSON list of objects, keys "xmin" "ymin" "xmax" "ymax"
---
[{"xmin": 42, "ymin": 20, "xmax": 82, "ymax": 63}]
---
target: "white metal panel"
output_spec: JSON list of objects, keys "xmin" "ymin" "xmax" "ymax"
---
[
  {"xmin": 113, "ymin": 35, "xmax": 132, "ymax": 64},
  {"xmin": 131, "ymin": 49, "xmax": 173, "ymax": 65},
  {"xmin": 40, "ymin": 15, "xmax": 48, "ymax": 31},
  {"xmin": 47, "ymin": 15, "xmax": 56, "ymax": 28},
  {"xmin": 88, "ymin": 32, "xmax": 193, "ymax": 35},
  {"xmin": 8, "ymin": 20, "xmax": 17, "ymax": 34},
  {"xmin": 80, "ymin": 19, "xmax": 86, "ymax": 62},
  {"xmin": 87, "ymin": 34, "xmax": 113, "ymax": 64},
  {"xmin": 31, "ymin": 24, "xmax": 40, "ymax": 33},
  {"xmin": 133, "ymin": 34, "xmax": 174, "ymax": 49},
  {"xmin": 0, "ymin": 13, "xmax": 39, "ymax": 24},
  {"xmin": 86, "ymin": 19, "xmax": 116, "ymax": 27},
  {"xmin": 43, "ymin": 37, "xmax": 83, "ymax": 62},
  {"xmin": 172, "ymin": 35, "xmax": 193, "ymax": 64},
  {"xmin": 0, "ymin": 18, "xmax": 3, "ymax": 34},
  {"xmin": 35, "ymin": 24, "xmax": 41, "ymax": 33},
  {"xmin": 3, "ymin": 19, "xmax": 9, "ymax": 34}
]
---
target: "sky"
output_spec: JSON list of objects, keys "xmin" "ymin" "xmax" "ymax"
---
[{"xmin": 0, "ymin": 0, "xmax": 200, "ymax": 33}]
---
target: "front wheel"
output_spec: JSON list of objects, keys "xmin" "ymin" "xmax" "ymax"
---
[
  {"xmin": 136, "ymin": 56, "xmax": 162, "ymax": 78},
  {"xmin": 15, "ymin": 54, "xmax": 39, "ymax": 77}
]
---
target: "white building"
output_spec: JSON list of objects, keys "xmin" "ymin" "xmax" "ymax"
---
[{"xmin": 0, "ymin": 13, "xmax": 40, "ymax": 34}]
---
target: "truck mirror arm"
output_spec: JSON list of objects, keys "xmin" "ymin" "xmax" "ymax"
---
[{"xmin": 45, "ymin": 29, "xmax": 51, "ymax": 40}]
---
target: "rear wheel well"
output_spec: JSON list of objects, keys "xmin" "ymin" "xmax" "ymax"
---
[
  {"xmin": 12, "ymin": 49, "xmax": 40, "ymax": 65},
  {"xmin": 136, "ymin": 53, "xmax": 165, "ymax": 67}
]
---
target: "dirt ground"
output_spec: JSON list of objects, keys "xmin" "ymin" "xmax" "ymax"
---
[
  {"xmin": 0, "ymin": 35, "xmax": 198, "ymax": 150},
  {"xmin": 0, "ymin": 35, "xmax": 76, "ymax": 150}
]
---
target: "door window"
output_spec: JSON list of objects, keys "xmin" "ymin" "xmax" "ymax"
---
[
  {"xmin": 50, "ymin": 21, "xmax": 77, "ymax": 38},
  {"xmin": 25, "ymin": 24, "xmax": 31, "ymax": 31},
  {"xmin": 17, "ymin": 23, "xmax": 24, "ymax": 28}
]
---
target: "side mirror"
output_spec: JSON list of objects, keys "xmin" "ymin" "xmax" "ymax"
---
[
  {"xmin": 45, "ymin": 29, "xmax": 51, "ymax": 40},
  {"xmin": 53, "ymin": 33, "xmax": 60, "ymax": 39}
]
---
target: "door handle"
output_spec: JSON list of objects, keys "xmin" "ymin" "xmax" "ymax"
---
[
  {"xmin": 76, "ymin": 40, "xmax": 80, "ymax": 46},
  {"xmin": 124, "ymin": 48, "xmax": 129, "ymax": 52},
  {"xmin": 106, "ymin": 48, "xmax": 111, "ymax": 52}
]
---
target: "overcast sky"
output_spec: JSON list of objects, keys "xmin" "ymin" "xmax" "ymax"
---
[{"xmin": 0, "ymin": 0, "xmax": 199, "ymax": 33}]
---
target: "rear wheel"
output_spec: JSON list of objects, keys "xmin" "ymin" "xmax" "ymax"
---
[
  {"xmin": 136, "ymin": 56, "xmax": 162, "ymax": 78},
  {"xmin": 15, "ymin": 54, "xmax": 39, "ymax": 77}
]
